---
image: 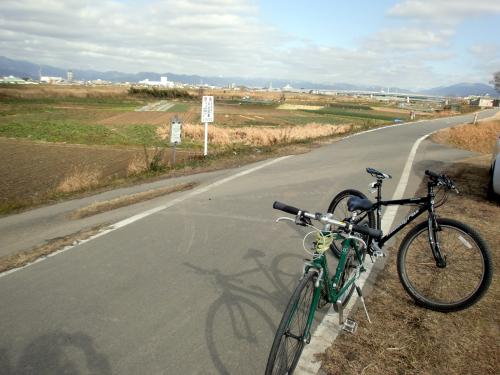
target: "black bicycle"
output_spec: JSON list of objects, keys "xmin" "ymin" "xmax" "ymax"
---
[{"xmin": 328, "ymin": 168, "xmax": 493, "ymax": 312}]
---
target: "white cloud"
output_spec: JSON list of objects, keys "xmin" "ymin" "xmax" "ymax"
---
[
  {"xmin": 388, "ymin": 0, "xmax": 500, "ymax": 23},
  {"xmin": 0, "ymin": 0, "xmax": 281, "ymax": 74},
  {"xmin": 364, "ymin": 28, "xmax": 453, "ymax": 52},
  {"xmin": 0, "ymin": 0, "xmax": 498, "ymax": 89}
]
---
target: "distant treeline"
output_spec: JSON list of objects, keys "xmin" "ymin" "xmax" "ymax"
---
[{"xmin": 128, "ymin": 87, "xmax": 194, "ymax": 99}]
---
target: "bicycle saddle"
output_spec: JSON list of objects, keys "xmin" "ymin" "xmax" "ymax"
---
[
  {"xmin": 366, "ymin": 167, "xmax": 392, "ymax": 179},
  {"xmin": 347, "ymin": 196, "xmax": 374, "ymax": 212}
]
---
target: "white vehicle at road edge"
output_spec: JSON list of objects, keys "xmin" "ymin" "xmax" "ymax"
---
[{"xmin": 488, "ymin": 131, "xmax": 500, "ymax": 200}]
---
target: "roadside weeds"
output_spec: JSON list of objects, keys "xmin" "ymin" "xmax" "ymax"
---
[
  {"xmin": 0, "ymin": 224, "xmax": 108, "ymax": 274},
  {"xmin": 69, "ymin": 181, "xmax": 198, "ymax": 219}
]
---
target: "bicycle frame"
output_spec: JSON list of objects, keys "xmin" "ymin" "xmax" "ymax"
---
[
  {"xmin": 299, "ymin": 234, "xmax": 365, "ymax": 338},
  {"xmin": 369, "ymin": 179, "xmax": 446, "ymax": 266}
]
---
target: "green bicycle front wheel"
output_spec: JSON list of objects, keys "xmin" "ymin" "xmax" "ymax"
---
[{"xmin": 265, "ymin": 272, "xmax": 317, "ymax": 375}]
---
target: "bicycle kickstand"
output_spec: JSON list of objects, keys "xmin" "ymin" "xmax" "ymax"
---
[{"xmin": 355, "ymin": 283, "xmax": 372, "ymax": 324}]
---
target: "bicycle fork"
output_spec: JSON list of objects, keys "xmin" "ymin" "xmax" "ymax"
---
[{"xmin": 428, "ymin": 214, "xmax": 447, "ymax": 268}]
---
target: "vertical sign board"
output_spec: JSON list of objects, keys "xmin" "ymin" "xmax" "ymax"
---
[
  {"xmin": 170, "ymin": 117, "xmax": 182, "ymax": 165},
  {"xmin": 201, "ymin": 96, "xmax": 214, "ymax": 156},
  {"xmin": 170, "ymin": 119, "xmax": 182, "ymax": 144},
  {"xmin": 201, "ymin": 96, "xmax": 214, "ymax": 123}
]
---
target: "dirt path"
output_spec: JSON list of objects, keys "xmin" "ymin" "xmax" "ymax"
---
[{"xmin": 135, "ymin": 101, "xmax": 175, "ymax": 112}]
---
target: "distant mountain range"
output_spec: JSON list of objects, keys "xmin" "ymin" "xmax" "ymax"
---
[
  {"xmin": 419, "ymin": 83, "xmax": 497, "ymax": 97},
  {"xmin": 0, "ymin": 56, "xmax": 497, "ymax": 97}
]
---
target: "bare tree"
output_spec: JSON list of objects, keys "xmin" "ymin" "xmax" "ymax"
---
[{"xmin": 492, "ymin": 71, "xmax": 500, "ymax": 94}]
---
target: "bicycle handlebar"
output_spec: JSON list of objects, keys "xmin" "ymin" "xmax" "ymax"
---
[
  {"xmin": 272, "ymin": 201, "xmax": 301, "ymax": 215},
  {"xmin": 273, "ymin": 201, "xmax": 383, "ymax": 239},
  {"xmin": 425, "ymin": 170, "xmax": 457, "ymax": 191},
  {"xmin": 425, "ymin": 169, "xmax": 440, "ymax": 180},
  {"xmin": 350, "ymin": 223, "xmax": 383, "ymax": 239}
]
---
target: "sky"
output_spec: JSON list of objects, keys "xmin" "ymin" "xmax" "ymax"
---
[{"xmin": 0, "ymin": 0, "xmax": 499, "ymax": 89}]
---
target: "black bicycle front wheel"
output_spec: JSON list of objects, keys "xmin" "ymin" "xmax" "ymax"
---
[
  {"xmin": 397, "ymin": 218, "xmax": 493, "ymax": 312},
  {"xmin": 327, "ymin": 189, "xmax": 376, "ymax": 258},
  {"xmin": 265, "ymin": 272, "xmax": 316, "ymax": 375}
]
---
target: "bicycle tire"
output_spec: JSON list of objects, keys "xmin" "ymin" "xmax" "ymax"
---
[
  {"xmin": 397, "ymin": 218, "xmax": 493, "ymax": 312},
  {"xmin": 327, "ymin": 189, "xmax": 376, "ymax": 258},
  {"xmin": 265, "ymin": 272, "xmax": 316, "ymax": 375}
]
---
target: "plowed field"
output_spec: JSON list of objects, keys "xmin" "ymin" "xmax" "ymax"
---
[{"xmin": 0, "ymin": 138, "xmax": 196, "ymax": 205}]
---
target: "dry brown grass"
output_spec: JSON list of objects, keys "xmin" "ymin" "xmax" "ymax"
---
[
  {"xmin": 156, "ymin": 122, "xmax": 352, "ymax": 147},
  {"xmin": 432, "ymin": 118, "xmax": 500, "ymax": 154},
  {"xmin": 57, "ymin": 166, "xmax": 103, "ymax": 193},
  {"xmin": 0, "ymin": 225, "xmax": 106, "ymax": 274},
  {"xmin": 126, "ymin": 153, "xmax": 149, "ymax": 176},
  {"xmin": 0, "ymin": 85, "xmax": 129, "ymax": 99},
  {"xmin": 320, "ymin": 155, "xmax": 499, "ymax": 375},
  {"xmin": 277, "ymin": 104, "xmax": 324, "ymax": 110},
  {"xmin": 69, "ymin": 181, "xmax": 198, "ymax": 219}
]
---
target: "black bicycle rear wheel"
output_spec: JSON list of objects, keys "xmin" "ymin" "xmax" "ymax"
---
[
  {"xmin": 265, "ymin": 272, "xmax": 316, "ymax": 375},
  {"xmin": 327, "ymin": 189, "xmax": 376, "ymax": 258},
  {"xmin": 397, "ymin": 218, "xmax": 493, "ymax": 312}
]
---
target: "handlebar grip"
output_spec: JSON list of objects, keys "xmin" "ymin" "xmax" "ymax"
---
[
  {"xmin": 273, "ymin": 201, "xmax": 301, "ymax": 216},
  {"xmin": 351, "ymin": 224, "xmax": 383, "ymax": 239},
  {"xmin": 425, "ymin": 170, "xmax": 440, "ymax": 180}
]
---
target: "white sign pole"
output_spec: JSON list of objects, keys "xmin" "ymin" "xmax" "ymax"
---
[
  {"xmin": 204, "ymin": 122, "xmax": 208, "ymax": 156},
  {"xmin": 201, "ymin": 96, "xmax": 214, "ymax": 157}
]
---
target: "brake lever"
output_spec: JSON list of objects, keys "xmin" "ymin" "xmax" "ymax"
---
[
  {"xmin": 296, "ymin": 215, "xmax": 312, "ymax": 226},
  {"xmin": 276, "ymin": 216, "xmax": 295, "ymax": 224}
]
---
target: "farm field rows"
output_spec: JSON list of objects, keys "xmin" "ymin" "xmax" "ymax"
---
[{"xmin": 0, "ymin": 85, "xmax": 443, "ymax": 213}]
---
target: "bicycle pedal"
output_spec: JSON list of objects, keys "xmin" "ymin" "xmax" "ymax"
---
[{"xmin": 342, "ymin": 318, "xmax": 358, "ymax": 334}]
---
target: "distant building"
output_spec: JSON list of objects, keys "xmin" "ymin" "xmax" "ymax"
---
[
  {"xmin": 138, "ymin": 76, "xmax": 174, "ymax": 88},
  {"xmin": 479, "ymin": 98, "xmax": 494, "ymax": 108},
  {"xmin": 67, "ymin": 70, "xmax": 73, "ymax": 82},
  {"xmin": 40, "ymin": 76, "xmax": 64, "ymax": 84},
  {"xmin": 470, "ymin": 97, "xmax": 494, "ymax": 108},
  {"xmin": 88, "ymin": 79, "xmax": 111, "ymax": 85},
  {"xmin": 0, "ymin": 75, "xmax": 29, "ymax": 84}
]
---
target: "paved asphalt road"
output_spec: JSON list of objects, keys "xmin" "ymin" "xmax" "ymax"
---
[{"xmin": 0, "ymin": 109, "xmax": 497, "ymax": 374}]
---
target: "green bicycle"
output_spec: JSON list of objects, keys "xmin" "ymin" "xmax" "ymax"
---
[{"xmin": 265, "ymin": 201, "xmax": 383, "ymax": 375}]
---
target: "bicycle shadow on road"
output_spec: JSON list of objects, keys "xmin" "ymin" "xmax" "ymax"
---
[
  {"xmin": 184, "ymin": 248, "xmax": 303, "ymax": 375},
  {"xmin": 0, "ymin": 331, "xmax": 111, "ymax": 375}
]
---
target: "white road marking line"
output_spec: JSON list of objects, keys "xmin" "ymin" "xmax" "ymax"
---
[
  {"xmin": 0, "ymin": 156, "xmax": 291, "ymax": 277},
  {"xmin": 295, "ymin": 130, "xmax": 435, "ymax": 375},
  {"xmin": 2, "ymin": 109, "xmax": 475, "ymax": 278},
  {"xmin": 381, "ymin": 131, "xmax": 435, "ymax": 234}
]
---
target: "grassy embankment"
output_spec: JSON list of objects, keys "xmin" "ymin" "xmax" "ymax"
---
[{"xmin": 320, "ymin": 116, "xmax": 500, "ymax": 375}]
